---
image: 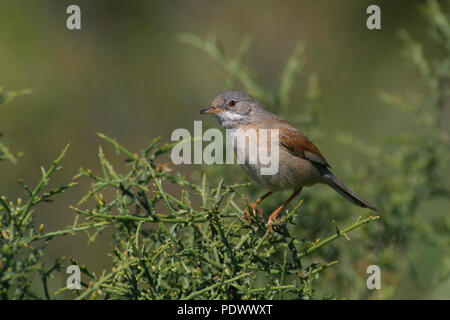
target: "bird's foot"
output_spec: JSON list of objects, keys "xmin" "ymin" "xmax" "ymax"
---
[
  {"xmin": 267, "ymin": 216, "xmax": 276, "ymax": 235},
  {"xmin": 244, "ymin": 202, "xmax": 263, "ymax": 224},
  {"xmin": 267, "ymin": 211, "xmax": 286, "ymax": 235},
  {"xmin": 266, "ymin": 189, "xmax": 301, "ymax": 236}
]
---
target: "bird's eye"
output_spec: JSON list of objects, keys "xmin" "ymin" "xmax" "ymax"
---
[{"xmin": 228, "ymin": 100, "xmax": 237, "ymax": 107}]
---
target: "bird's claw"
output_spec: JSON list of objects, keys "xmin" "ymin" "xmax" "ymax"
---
[
  {"xmin": 244, "ymin": 208, "xmax": 252, "ymax": 224},
  {"xmin": 268, "ymin": 218, "xmax": 275, "ymax": 235},
  {"xmin": 267, "ymin": 216, "xmax": 286, "ymax": 236},
  {"xmin": 244, "ymin": 203, "xmax": 263, "ymax": 224}
]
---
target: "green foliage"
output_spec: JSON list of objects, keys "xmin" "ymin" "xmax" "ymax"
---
[
  {"xmin": 0, "ymin": 133, "xmax": 377, "ymax": 300},
  {"xmin": 0, "ymin": 0, "xmax": 448, "ymax": 300},
  {"xmin": 0, "ymin": 145, "xmax": 75, "ymax": 299}
]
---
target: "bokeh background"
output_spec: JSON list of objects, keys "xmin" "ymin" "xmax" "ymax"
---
[{"xmin": 0, "ymin": 0, "xmax": 448, "ymax": 299}]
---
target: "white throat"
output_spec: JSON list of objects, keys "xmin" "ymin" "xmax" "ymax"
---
[{"xmin": 217, "ymin": 111, "xmax": 244, "ymax": 129}]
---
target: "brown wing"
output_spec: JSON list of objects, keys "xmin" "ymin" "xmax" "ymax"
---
[{"xmin": 278, "ymin": 125, "xmax": 330, "ymax": 168}]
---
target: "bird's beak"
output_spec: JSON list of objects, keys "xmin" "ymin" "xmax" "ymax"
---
[{"xmin": 200, "ymin": 106, "xmax": 222, "ymax": 114}]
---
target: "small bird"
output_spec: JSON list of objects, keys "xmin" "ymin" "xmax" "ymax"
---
[{"xmin": 200, "ymin": 90, "xmax": 377, "ymax": 233}]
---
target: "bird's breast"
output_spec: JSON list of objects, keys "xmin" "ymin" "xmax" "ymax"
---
[{"xmin": 226, "ymin": 127, "xmax": 323, "ymax": 191}]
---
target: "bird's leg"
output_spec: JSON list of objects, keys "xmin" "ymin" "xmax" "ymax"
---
[
  {"xmin": 268, "ymin": 189, "xmax": 301, "ymax": 234},
  {"xmin": 245, "ymin": 191, "xmax": 273, "ymax": 224}
]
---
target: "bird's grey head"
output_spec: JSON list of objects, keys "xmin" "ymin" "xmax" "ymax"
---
[{"xmin": 200, "ymin": 90, "xmax": 263, "ymax": 129}]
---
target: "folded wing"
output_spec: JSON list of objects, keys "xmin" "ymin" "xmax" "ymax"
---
[{"xmin": 276, "ymin": 123, "xmax": 330, "ymax": 168}]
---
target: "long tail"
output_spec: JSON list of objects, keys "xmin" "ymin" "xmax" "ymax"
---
[{"xmin": 323, "ymin": 173, "xmax": 377, "ymax": 211}]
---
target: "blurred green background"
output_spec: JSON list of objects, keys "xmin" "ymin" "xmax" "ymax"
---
[{"xmin": 0, "ymin": 0, "xmax": 448, "ymax": 299}]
